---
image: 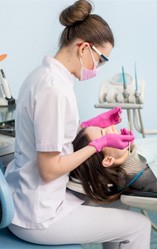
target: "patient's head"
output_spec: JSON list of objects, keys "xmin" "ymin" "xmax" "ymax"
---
[
  {"xmin": 71, "ymin": 125, "xmax": 129, "ymax": 203},
  {"xmin": 86, "ymin": 125, "xmax": 130, "ymax": 166}
]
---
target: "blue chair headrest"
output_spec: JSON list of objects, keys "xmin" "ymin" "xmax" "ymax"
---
[{"xmin": 0, "ymin": 169, "xmax": 14, "ymax": 228}]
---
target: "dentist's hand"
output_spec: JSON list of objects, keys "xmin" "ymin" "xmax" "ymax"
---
[
  {"xmin": 81, "ymin": 107, "xmax": 122, "ymax": 128},
  {"xmin": 89, "ymin": 133, "xmax": 135, "ymax": 152},
  {"xmin": 120, "ymin": 128, "xmax": 134, "ymax": 136}
]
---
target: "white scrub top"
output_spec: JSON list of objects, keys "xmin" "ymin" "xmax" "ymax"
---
[{"xmin": 5, "ymin": 56, "xmax": 83, "ymax": 229}]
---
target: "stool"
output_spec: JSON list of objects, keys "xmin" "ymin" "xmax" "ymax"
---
[{"xmin": 0, "ymin": 168, "xmax": 83, "ymax": 249}]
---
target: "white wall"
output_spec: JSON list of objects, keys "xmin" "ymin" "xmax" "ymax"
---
[{"xmin": 1, "ymin": 0, "xmax": 157, "ymax": 137}]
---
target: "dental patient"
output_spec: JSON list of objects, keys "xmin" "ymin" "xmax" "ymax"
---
[{"xmin": 70, "ymin": 109, "xmax": 157, "ymax": 204}]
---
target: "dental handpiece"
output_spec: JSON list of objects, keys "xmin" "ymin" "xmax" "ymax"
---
[
  {"xmin": 0, "ymin": 68, "xmax": 12, "ymax": 99},
  {"xmin": 128, "ymin": 121, "xmax": 131, "ymax": 155},
  {"xmin": 122, "ymin": 66, "xmax": 130, "ymax": 103},
  {"xmin": 0, "ymin": 68, "xmax": 15, "ymax": 104},
  {"xmin": 123, "ymin": 89, "xmax": 130, "ymax": 103}
]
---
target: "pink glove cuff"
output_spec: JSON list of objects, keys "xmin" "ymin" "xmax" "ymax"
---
[{"xmin": 89, "ymin": 137, "xmax": 107, "ymax": 152}]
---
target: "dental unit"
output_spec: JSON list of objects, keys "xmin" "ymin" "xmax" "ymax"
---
[{"xmin": 95, "ymin": 64, "xmax": 157, "ymax": 137}]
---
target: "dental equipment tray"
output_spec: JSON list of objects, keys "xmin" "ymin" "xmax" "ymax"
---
[{"xmin": 0, "ymin": 120, "xmax": 15, "ymax": 137}]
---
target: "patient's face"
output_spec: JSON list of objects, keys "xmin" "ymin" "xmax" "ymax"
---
[{"xmin": 85, "ymin": 125, "xmax": 129, "ymax": 165}]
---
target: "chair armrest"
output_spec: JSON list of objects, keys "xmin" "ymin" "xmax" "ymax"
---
[
  {"xmin": 125, "ymin": 191, "xmax": 157, "ymax": 198},
  {"xmin": 121, "ymin": 191, "xmax": 157, "ymax": 212}
]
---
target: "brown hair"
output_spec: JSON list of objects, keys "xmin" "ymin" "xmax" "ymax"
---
[
  {"xmin": 59, "ymin": 0, "xmax": 114, "ymax": 48},
  {"xmin": 71, "ymin": 128, "xmax": 128, "ymax": 204}
]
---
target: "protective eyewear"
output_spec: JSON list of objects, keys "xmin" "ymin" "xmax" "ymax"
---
[{"xmin": 77, "ymin": 42, "xmax": 109, "ymax": 66}]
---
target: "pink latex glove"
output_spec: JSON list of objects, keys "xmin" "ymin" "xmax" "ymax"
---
[
  {"xmin": 81, "ymin": 106, "xmax": 122, "ymax": 128},
  {"xmin": 120, "ymin": 128, "xmax": 134, "ymax": 136},
  {"xmin": 89, "ymin": 133, "xmax": 135, "ymax": 152}
]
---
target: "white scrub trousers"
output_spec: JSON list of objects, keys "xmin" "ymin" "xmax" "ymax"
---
[{"xmin": 9, "ymin": 205, "xmax": 151, "ymax": 249}]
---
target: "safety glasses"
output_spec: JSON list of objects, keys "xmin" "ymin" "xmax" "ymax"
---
[{"xmin": 77, "ymin": 42, "xmax": 109, "ymax": 66}]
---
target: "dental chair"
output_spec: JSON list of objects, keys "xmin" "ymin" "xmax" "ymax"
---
[
  {"xmin": 0, "ymin": 164, "xmax": 83, "ymax": 249},
  {"xmin": 121, "ymin": 191, "xmax": 157, "ymax": 231},
  {"xmin": 67, "ymin": 177, "xmax": 157, "ymax": 231},
  {"xmin": 92, "ymin": 71, "xmax": 157, "ymax": 231}
]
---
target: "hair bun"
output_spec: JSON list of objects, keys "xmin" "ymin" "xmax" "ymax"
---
[{"xmin": 59, "ymin": 0, "xmax": 93, "ymax": 27}]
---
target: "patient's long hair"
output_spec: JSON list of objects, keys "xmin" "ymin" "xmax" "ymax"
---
[{"xmin": 71, "ymin": 128, "xmax": 128, "ymax": 203}]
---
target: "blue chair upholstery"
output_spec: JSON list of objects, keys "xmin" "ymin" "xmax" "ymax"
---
[
  {"xmin": 0, "ymin": 168, "xmax": 14, "ymax": 228},
  {"xmin": 0, "ymin": 228, "xmax": 83, "ymax": 249},
  {"xmin": 0, "ymin": 167, "xmax": 83, "ymax": 249}
]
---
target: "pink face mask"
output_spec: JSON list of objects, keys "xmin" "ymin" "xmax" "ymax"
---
[{"xmin": 80, "ymin": 46, "xmax": 99, "ymax": 81}]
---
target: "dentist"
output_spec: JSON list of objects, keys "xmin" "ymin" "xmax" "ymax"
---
[{"xmin": 5, "ymin": 0, "xmax": 151, "ymax": 248}]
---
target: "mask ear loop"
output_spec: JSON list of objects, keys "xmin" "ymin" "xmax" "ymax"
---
[
  {"xmin": 79, "ymin": 57, "xmax": 84, "ymax": 67},
  {"xmin": 88, "ymin": 45, "xmax": 95, "ymax": 61}
]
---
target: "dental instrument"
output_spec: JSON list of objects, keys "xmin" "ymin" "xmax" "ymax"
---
[
  {"xmin": 127, "ymin": 120, "xmax": 131, "ymax": 154},
  {"xmin": 122, "ymin": 66, "xmax": 130, "ymax": 103},
  {"xmin": 122, "ymin": 66, "xmax": 133, "ymax": 128},
  {"xmin": 0, "ymin": 54, "xmax": 15, "ymax": 106},
  {"xmin": 134, "ymin": 62, "xmax": 140, "ymax": 104},
  {"xmin": 133, "ymin": 62, "xmax": 146, "ymax": 136}
]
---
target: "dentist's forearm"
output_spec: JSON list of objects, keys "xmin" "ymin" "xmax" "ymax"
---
[{"xmin": 37, "ymin": 145, "xmax": 96, "ymax": 182}]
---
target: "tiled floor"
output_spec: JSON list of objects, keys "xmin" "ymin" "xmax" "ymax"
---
[{"xmin": 83, "ymin": 209, "xmax": 157, "ymax": 249}]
